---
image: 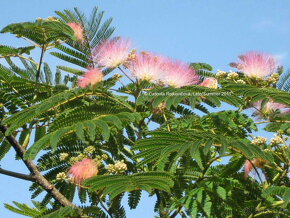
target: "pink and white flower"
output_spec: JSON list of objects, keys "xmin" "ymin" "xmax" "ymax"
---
[
  {"xmin": 244, "ymin": 160, "xmax": 252, "ymax": 179},
  {"xmin": 130, "ymin": 52, "xmax": 164, "ymax": 82},
  {"xmin": 67, "ymin": 158, "xmax": 98, "ymax": 189},
  {"xmin": 253, "ymin": 99, "xmax": 289, "ymax": 114},
  {"xmin": 232, "ymin": 51, "xmax": 276, "ymax": 79},
  {"xmin": 77, "ymin": 68, "xmax": 103, "ymax": 88},
  {"xmin": 162, "ymin": 60, "xmax": 199, "ymax": 88},
  {"xmin": 200, "ymin": 78, "xmax": 218, "ymax": 89},
  {"xmin": 244, "ymin": 158, "xmax": 267, "ymax": 180},
  {"xmin": 67, "ymin": 23, "xmax": 84, "ymax": 43},
  {"xmin": 93, "ymin": 38, "xmax": 132, "ymax": 68}
]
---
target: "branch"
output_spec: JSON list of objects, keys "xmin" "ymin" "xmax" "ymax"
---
[
  {"xmin": 0, "ymin": 120, "xmax": 75, "ymax": 208},
  {"xmin": 0, "ymin": 168, "xmax": 34, "ymax": 182}
]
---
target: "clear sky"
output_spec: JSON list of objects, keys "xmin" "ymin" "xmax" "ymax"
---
[{"xmin": 0, "ymin": 0, "xmax": 290, "ymax": 217}]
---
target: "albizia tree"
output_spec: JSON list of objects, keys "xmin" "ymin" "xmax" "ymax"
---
[{"xmin": 0, "ymin": 7, "xmax": 289, "ymax": 218}]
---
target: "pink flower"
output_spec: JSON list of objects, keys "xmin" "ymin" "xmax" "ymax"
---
[
  {"xmin": 244, "ymin": 160, "xmax": 252, "ymax": 179},
  {"xmin": 130, "ymin": 52, "xmax": 164, "ymax": 82},
  {"xmin": 67, "ymin": 23, "xmax": 84, "ymax": 43},
  {"xmin": 92, "ymin": 38, "xmax": 132, "ymax": 68},
  {"xmin": 162, "ymin": 60, "xmax": 199, "ymax": 88},
  {"xmin": 253, "ymin": 100, "xmax": 289, "ymax": 114},
  {"xmin": 232, "ymin": 51, "xmax": 276, "ymax": 79},
  {"xmin": 77, "ymin": 68, "xmax": 103, "ymax": 88},
  {"xmin": 67, "ymin": 158, "xmax": 98, "ymax": 189},
  {"xmin": 200, "ymin": 78, "xmax": 218, "ymax": 89},
  {"xmin": 244, "ymin": 158, "xmax": 267, "ymax": 180}
]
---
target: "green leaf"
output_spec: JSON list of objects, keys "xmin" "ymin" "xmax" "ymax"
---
[{"xmin": 83, "ymin": 172, "xmax": 174, "ymax": 200}]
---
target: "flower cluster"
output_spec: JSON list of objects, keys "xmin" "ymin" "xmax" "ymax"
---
[
  {"xmin": 251, "ymin": 136, "xmax": 267, "ymax": 145},
  {"xmin": 127, "ymin": 51, "xmax": 199, "ymax": 87},
  {"xmin": 216, "ymin": 69, "xmax": 227, "ymax": 79},
  {"xmin": 253, "ymin": 99, "xmax": 289, "ymax": 117},
  {"xmin": 265, "ymin": 73, "xmax": 280, "ymax": 84},
  {"xmin": 67, "ymin": 22, "xmax": 84, "ymax": 43},
  {"xmin": 84, "ymin": 146, "xmax": 95, "ymax": 155},
  {"xmin": 56, "ymin": 172, "xmax": 66, "ymax": 182},
  {"xmin": 244, "ymin": 158, "xmax": 267, "ymax": 179},
  {"xmin": 92, "ymin": 38, "xmax": 132, "ymax": 68},
  {"xmin": 76, "ymin": 37, "xmax": 200, "ymax": 88},
  {"xmin": 199, "ymin": 78, "xmax": 218, "ymax": 89},
  {"xmin": 106, "ymin": 160, "xmax": 127, "ymax": 174},
  {"xmin": 59, "ymin": 150, "xmax": 109, "ymax": 188},
  {"xmin": 76, "ymin": 68, "xmax": 103, "ymax": 88},
  {"xmin": 67, "ymin": 158, "xmax": 98, "ymax": 189},
  {"xmin": 232, "ymin": 51, "xmax": 276, "ymax": 79},
  {"xmin": 226, "ymin": 71, "xmax": 239, "ymax": 80},
  {"xmin": 59, "ymin": 153, "xmax": 69, "ymax": 161},
  {"xmin": 129, "ymin": 52, "xmax": 164, "ymax": 82},
  {"xmin": 162, "ymin": 59, "xmax": 199, "ymax": 88},
  {"xmin": 269, "ymin": 134, "xmax": 283, "ymax": 146}
]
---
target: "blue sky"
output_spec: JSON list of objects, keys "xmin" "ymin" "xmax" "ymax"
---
[{"xmin": 0, "ymin": 0, "xmax": 289, "ymax": 217}]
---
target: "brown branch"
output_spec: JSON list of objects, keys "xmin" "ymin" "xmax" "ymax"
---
[
  {"xmin": 0, "ymin": 168, "xmax": 34, "ymax": 182},
  {"xmin": 0, "ymin": 120, "xmax": 75, "ymax": 208}
]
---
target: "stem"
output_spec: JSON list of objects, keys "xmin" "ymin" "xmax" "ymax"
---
[
  {"xmin": 18, "ymin": 55, "xmax": 38, "ymax": 65},
  {"xmin": 118, "ymin": 67, "xmax": 134, "ymax": 83},
  {"xmin": 254, "ymin": 120, "xmax": 290, "ymax": 124},
  {"xmin": 163, "ymin": 114, "xmax": 171, "ymax": 131},
  {"xmin": 34, "ymin": 44, "xmax": 46, "ymax": 95},
  {"xmin": 0, "ymin": 120, "xmax": 75, "ymax": 208},
  {"xmin": 98, "ymin": 195, "xmax": 112, "ymax": 218},
  {"xmin": 248, "ymin": 159, "xmax": 264, "ymax": 184},
  {"xmin": 46, "ymin": 39, "xmax": 68, "ymax": 50},
  {"xmin": 21, "ymin": 37, "xmax": 40, "ymax": 47},
  {"xmin": 0, "ymin": 168, "xmax": 34, "ymax": 182},
  {"xmin": 170, "ymin": 207, "xmax": 181, "ymax": 218}
]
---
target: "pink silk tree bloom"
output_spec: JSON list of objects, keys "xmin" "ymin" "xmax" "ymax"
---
[
  {"xmin": 130, "ymin": 52, "xmax": 164, "ymax": 82},
  {"xmin": 253, "ymin": 100, "xmax": 289, "ymax": 115},
  {"xmin": 67, "ymin": 158, "xmax": 98, "ymax": 189},
  {"xmin": 77, "ymin": 68, "xmax": 103, "ymax": 88},
  {"xmin": 162, "ymin": 60, "xmax": 199, "ymax": 88},
  {"xmin": 244, "ymin": 158, "xmax": 267, "ymax": 180},
  {"xmin": 200, "ymin": 78, "xmax": 218, "ymax": 89},
  {"xmin": 92, "ymin": 38, "xmax": 132, "ymax": 68},
  {"xmin": 67, "ymin": 23, "xmax": 84, "ymax": 43},
  {"xmin": 232, "ymin": 51, "xmax": 276, "ymax": 79},
  {"xmin": 244, "ymin": 160, "xmax": 252, "ymax": 179}
]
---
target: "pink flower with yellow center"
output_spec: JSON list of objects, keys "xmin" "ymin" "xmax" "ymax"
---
[
  {"xmin": 77, "ymin": 68, "xmax": 103, "ymax": 88},
  {"xmin": 67, "ymin": 23, "xmax": 84, "ymax": 43},
  {"xmin": 233, "ymin": 51, "xmax": 276, "ymax": 79},
  {"xmin": 92, "ymin": 38, "xmax": 132, "ymax": 68},
  {"xmin": 162, "ymin": 60, "xmax": 199, "ymax": 88},
  {"xmin": 200, "ymin": 78, "xmax": 218, "ymax": 89},
  {"xmin": 67, "ymin": 158, "xmax": 98, "ymax": 189},
  {"xmin": 253, "ymin": 100, "xmax": 289, "ymax": 115},
  {"xmin": 130, "ymin": 52, "xmax": 164, "ymax": 82}
]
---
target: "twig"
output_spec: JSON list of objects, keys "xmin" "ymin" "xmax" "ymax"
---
[
  {"xmin": 255, "ymin": 120, "xmax": 290, "ymax": 124},
  {"xmin": 0, "ymin": 168, "xmax": 34, "ymax": 182},
  {"xmin": 118, "ymin": 66, "xmax": 134, "ymax": 83},
  {"xmin": 21, "ymin": 37, "xmax": 40, "ymax": 47},
  {"xmin": 34, "ymin": 43, "xmax": 46, "ymax": 96},
  {"xmin": 170, "ymin": 206, "xmax": 182, "ymax": 218},
  {"xmin": 97, "ymin": 195, "xmax": 112, "ymax": 218}
]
